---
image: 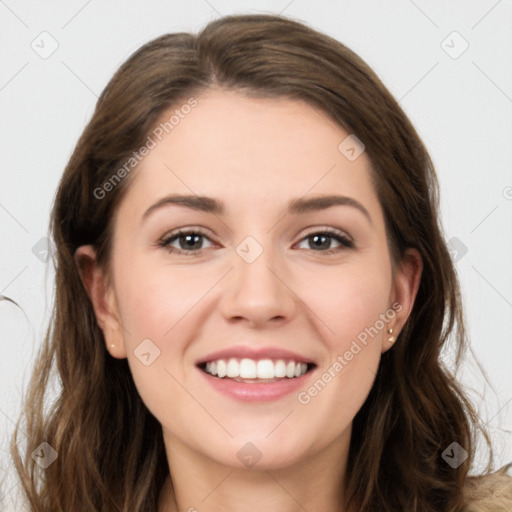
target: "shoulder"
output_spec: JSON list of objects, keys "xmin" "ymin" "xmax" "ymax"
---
[{"xmin": 462, "ymin": 463, "xmax": 512, "ymax": 512}]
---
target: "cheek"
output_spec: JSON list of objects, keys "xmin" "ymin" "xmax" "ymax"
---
[
  {"xmin": 301, "ymin": 257, "xmax": 393, "ymax": 346},
  {"xmin": 293, "ymin": 262, "xmax": 390, "ymax": 439},
  {"xmin": 111, "ymin": 252, "xmax": 219, "ymax": 422},
  {"xmin": 114, "ymin": 279, "xmax": 194, "ymax": 430},
  {"xmin": 114, "ymin": 250, "xmax": 206, "ymax": 345}
]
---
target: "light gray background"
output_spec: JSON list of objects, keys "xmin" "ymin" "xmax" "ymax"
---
[{"xmin": 1, "ymin": 0, "xmax": 511, "ymax": 509}]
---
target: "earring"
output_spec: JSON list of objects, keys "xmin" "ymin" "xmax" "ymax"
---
[{"xmin": 387, "ymin": 328, "xmax": 395, "ymax": 343}]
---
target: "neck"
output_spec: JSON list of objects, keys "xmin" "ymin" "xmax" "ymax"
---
[{"xmin": 158, "ymin": 428, "xmax": 351, "ymax": 512}]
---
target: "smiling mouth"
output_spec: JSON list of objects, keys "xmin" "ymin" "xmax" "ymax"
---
[{"xmin": 197, "ymin": 358, "xmax": 316, "ymax": 383}]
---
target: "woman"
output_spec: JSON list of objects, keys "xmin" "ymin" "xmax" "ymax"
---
[{"xmin": 10, "ymin": 13, "xmax": 511, "ymax": 511}]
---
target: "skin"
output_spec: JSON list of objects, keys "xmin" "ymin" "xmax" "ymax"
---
[{"xmin": 75, "ymin": 88, "xmax": 422, "ymax": 512}]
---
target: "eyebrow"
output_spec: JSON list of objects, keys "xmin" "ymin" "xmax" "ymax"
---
[{"xmin": 141, "ymin": 193, "xmax": 372, "ymax": 224}]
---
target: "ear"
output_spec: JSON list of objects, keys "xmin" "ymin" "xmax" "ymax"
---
[
  {"xmin": 74, "ymin": 245, "xmax": 127, "ymax": 358},
  {"xmin": 382, "ymin": 247, "xmax": 423, "ymax": 353}
]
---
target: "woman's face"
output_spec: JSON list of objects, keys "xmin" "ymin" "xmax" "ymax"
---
[{"xmin": 81, "ymin": 88, "xmax": 420, "ymax": 471}]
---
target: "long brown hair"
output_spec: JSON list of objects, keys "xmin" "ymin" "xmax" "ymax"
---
[{"xmin": 10, "ymin": 13, "xmax": 498, "ymax": 511}]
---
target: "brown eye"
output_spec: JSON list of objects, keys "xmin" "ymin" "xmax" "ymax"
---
[
  {"xmin": 296, "ymin": 230, "xmax": 354, "ymax": 253},
  {"xmin": 158, "ymin": 230, "xmax": 214, "ymax": 254}
]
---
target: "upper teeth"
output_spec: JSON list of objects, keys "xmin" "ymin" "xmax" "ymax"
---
[{"xmin": 204, "ymin": 358, "xmax": 308, "ymax": 379}]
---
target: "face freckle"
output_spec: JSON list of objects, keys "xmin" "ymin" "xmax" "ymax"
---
[{"xmin": 107, "ymin": 88, "xmax": 403, "ymax": 471}]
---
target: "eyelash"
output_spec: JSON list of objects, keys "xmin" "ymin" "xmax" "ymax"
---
[{"xmin": 156, "ymin": 227, "xmax": 355, "ymax": 256}]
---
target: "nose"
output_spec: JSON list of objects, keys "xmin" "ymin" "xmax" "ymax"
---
[{"xmin": 219, "ymin": 243, "xmax": 297, "ymax": 328}]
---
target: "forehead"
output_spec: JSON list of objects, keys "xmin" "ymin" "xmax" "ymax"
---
[{"xmin": 115, "ymin": 88, "xmax": 382, "ymax": 225}]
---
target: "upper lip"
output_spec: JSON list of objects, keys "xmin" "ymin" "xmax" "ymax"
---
[{"xmin": 196, "ymin": 346, "xmax": 316, "ymax": 366}]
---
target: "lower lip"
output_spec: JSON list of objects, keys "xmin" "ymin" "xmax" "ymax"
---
[{"xmin": 197, "ymin": 366, "xmax": 315, "ymax": 402}]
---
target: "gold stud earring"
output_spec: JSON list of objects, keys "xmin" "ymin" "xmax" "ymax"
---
[{"xmin": 387, "ymin": 328, "xmax": 395, "ymax": 343}]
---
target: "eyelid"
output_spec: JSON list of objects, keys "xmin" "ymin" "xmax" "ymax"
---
[
  {"xmin": 159, "ymin": 226, "xmax": 214, "ymax": 241},
  {"xmin": 298, "ymin": 226, "xmax": 353, "ymax": 243}
]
